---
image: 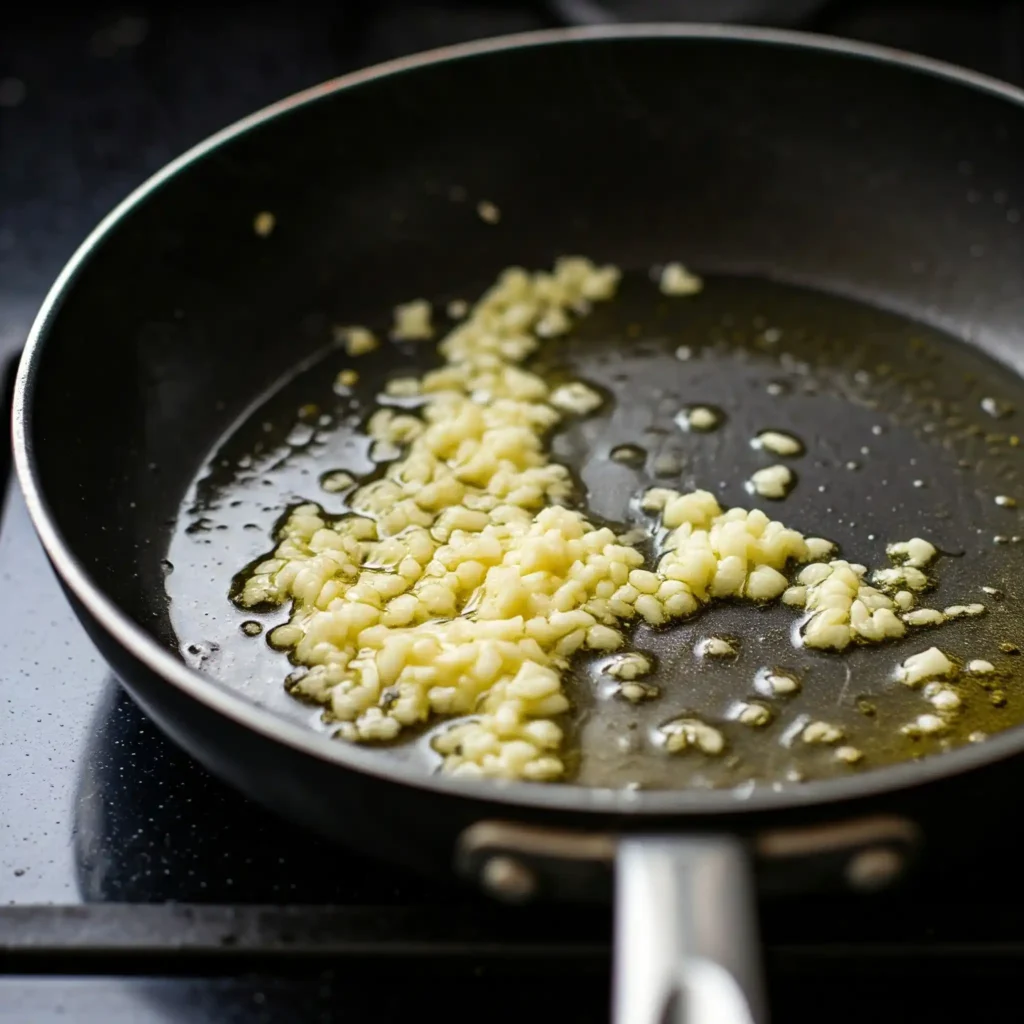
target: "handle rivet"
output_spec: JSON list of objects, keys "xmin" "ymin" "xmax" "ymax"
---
[
  {"xmin": 846, "ymin": 846, "xmax": 904, "ymax": 891},
  {"xmin": 481, "ymin": 855, "xmax": 538, "ymax": 901}
]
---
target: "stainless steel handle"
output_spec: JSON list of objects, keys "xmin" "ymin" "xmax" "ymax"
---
[{"xmin": 613, "ymin": 835, "xmax": 765, "ymax": 1024}]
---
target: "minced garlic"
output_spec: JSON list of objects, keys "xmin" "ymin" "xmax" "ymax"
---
[
  {"xmin": 658, "ymin": 262, "xmax": 703, "ymax": 297},
  {"xmin": 605, "ymin": 652, "xmax": 652, "ymax": 680},
  {"xmin": 967, "ymin": 659, "xmax": 996, "ymax": 674},
  {"xmin": 550, "ymin": 382, "xmax": 604, "ymax": 416},
  {"xmin": 335, "ymin": 325, "xmax": 379, "ymax": 357},
  {"xmin": 747, "ymin": 464, "xmax": 794, "ymax": 500},
  {"xmin": 392, "ymin": 299, "xmax": 433, "ymax": 341},
  {"xmin": 676, "ymin": 406, "xmax": 720, "ymax": 432},
  {"xmin": 897, "ymin": 647, "xmax": 957, "ymax": 686},
  {"xmin": 659, "ymin": 717, "xmax": 725, "ymax": 755},
  {"xmin": 752, "ymin": 430, "xmax": 803, "ymax": 457},
  {"xmin": 697, "ymin": 637, "xmax": 736, "ymax": 658}
]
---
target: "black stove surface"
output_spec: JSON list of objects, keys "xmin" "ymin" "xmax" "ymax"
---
[{"xmin": 3, "ymin": 4, "xmax": 1024, "ymax": 1021}]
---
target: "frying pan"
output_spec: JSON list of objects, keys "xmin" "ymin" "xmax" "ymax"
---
[{"xmin": 12, "ymin": 25, "xmax": 1024, "ymax": 1024}]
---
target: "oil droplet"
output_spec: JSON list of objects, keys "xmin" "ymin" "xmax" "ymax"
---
[
  {"xmin": 981, "ymin": 396, "xmax": 1014, "ymax": 419},
  {"xmin": 610, "ymin": 444, "xmax": 647, "ymax": 466},
  {"xmin": 240, "ymin": 620, "xmax": 263, "ymax": 637}
]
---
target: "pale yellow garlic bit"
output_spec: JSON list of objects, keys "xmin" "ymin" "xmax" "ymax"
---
[
  {"xmin": 335, "ymin": 325, "xmax": 379, "ymax": 357},
  {"xmin": 751, "ymin": 430, "xmax": 804, "ymax": 457},
  {"xmin": 885, "ymin": 537, "xmax": 937, "ymax": 569},
  {"xmin": 391, "ymin": 299, "xmax": 434, "ymax": 341},
  {"xmin": 550, "ymin": 381, "xmax": 603, "ymax": 416},
  {"xmin": 659, "ymin": 717, "xmax": 725, "ymax": 755},
  {"xmin": 896, "ymin": 647, "xmax": 957, "ymax": 687},
  {"xmin": 605, "ymin": 652, "xmax": 652, "ymax": 681},
  {"xmin": 658, "ymin": 262, "xmax": 703, "ymax": 297},
  {"xmin": 747, "ymin": 464, "xmax": 794, "ymax": 500},
  {"xmin": 697, "ymin": 636, "xmax": 736, "ymax": 658}
]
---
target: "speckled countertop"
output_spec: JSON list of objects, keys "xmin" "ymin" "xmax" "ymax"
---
[{"xmin": 2, "ymin": 4, "xmax": 1024, "ymax": 1022}]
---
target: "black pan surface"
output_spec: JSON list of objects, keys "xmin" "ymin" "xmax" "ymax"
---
[{"xmin": 13, "ymin": 28, "xmax": 1024, "ymax": 854}]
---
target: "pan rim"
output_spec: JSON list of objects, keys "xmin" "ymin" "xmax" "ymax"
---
[{"xmin": 14, "ymin": 23, "xmax": 1024, "ymax": 820}]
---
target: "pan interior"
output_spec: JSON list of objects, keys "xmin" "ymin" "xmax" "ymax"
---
[{"xmin": 166, "ymin": 270, "xmax": 1024, "ymax": 791}]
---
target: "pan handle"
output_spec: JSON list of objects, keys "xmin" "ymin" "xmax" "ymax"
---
[{"xmin": 613, "ymin": 835, "xmax": 765, "ymax": 1024}]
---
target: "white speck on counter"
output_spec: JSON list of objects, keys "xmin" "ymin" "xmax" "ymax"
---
[
  {"xmin": 658, "ymin": 262, "xmax": 704, "ymax": 296},
  {"xmin": 747, "ymin": 464, "xmax": 794, "ymax": 500}
]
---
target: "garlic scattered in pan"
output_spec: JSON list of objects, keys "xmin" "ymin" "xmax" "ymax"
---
[
  {"xmin": 476, "ymin": 200, "xmax": 501, "ymax": 224},
  {"xmin": 896, "ymin": 647, "xmax": 957, "ymax": 686},
  {"xmin": 239, "ymin": 258, "xmax": 995, "ymax": 784},
  {"xmin": 751, "ymin": 430, "xmax": 804, "ymax": 457},
  {"xmin": 335, "ymin": 369, "xmax": 359, "ymax": 389},
  {"xmin": 391, "ymin": 299, "xmax": 434, "ymax": 341},
  {"xmin": 335, "ymin": 325, "xmax": 379, "ymax": 357},
  {"xmin": 659, "ymin": 717, "xmax": 725, "ymax": 755},
  {"xmin": 550, "ymin": 381, "xmax": 604, "ymax": 416},
  {"xmin": 675, "ymin": 405, "xmax": 721, "ymax": 432},
  {"xmin": 802, "ymin": 720, "xmax": 844, "ymax": 745},
  {"xmin": 885, "ymin": 537, "xmax": 937, "ymax": 568},
  {"xmin": 967, "ymin": 659, "xmax": 996, "ymax": 674},
  {"xmin": 658, "ymin": 262, "xmax": 704, "ymax": 297},
  {"xmin": 834, "ymin": 745, "xmax": 863, "ymax": 765},
  {"xmin": 253, "ymin": 211, "xmax": 275, "ymax": 237},
  {"xmin": 747, "ymin": 464, "xmax": 794, "ymax": 500},
  {"xmin": 697, "ymin": 637, "xmax": 737, "ymax": 658},
  {"xmin": 605, "ymin": 652, "xmax": 652, "ymax": 680}
]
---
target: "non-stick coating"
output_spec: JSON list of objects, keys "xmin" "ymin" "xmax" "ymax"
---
[{"xmin": 15, "ymin": 29, "xmax": 1024, "ymax": 856}]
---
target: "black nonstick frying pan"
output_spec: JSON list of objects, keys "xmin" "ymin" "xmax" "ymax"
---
[{"xmin": 13, "ymin": 25, "xmax": 1024, "ymax": 1024}]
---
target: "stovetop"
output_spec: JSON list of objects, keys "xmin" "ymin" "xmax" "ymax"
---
[{"xmin": 2, "ymin": 3, "xmax": 1024, "ymax": 1021}]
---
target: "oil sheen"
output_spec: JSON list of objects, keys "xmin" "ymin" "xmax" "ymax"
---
[{"xmin": 167, "ymin": 273, "xmax": 1024, "ymax": 790}]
